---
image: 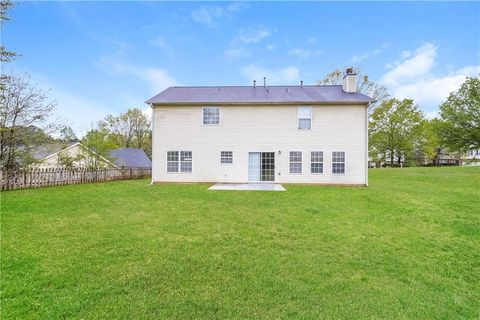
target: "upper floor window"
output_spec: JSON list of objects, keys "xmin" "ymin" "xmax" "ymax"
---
[
  {"xmin": 311, "ymin": 151, "xmax": 324, "ymax": 174},
  {"xmin": 298, "ymin": 107, "xmax": 312, "ymax": 130},
  {"xmin": 289, "ymin": 151, "xmax": 302, "ymax": 174},
  {"xmin": 221, "ymin": 151, "xmax": 233, "ymax": 164},
  {"xmin": 203, "ymin": 107, "xmax": 220, "ymax": 125},
  {"xmin": 332, "ymin": 151, "xmax": 345, "ymax": 174}
]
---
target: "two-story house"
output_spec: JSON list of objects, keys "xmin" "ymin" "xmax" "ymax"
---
[{"xmin": 146, "ymin": 69, "xmax": 372, "ymax": 185}]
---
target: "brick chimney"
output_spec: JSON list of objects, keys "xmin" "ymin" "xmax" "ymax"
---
[{"xmin": 342, "ymin": 67, "xmax": 357, "ymax": 93}]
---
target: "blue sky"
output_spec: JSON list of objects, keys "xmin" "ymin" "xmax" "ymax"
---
[{"xmin": 4, "ymin": 1, "xmax": 480, "ymax": 135}]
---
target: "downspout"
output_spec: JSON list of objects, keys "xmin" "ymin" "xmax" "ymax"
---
[
  {"xmin": 149, "ymin": 103, "xmax": 155, "ymax": 185},
  {"xmin": 365, "ymin": 103, "xmax": 369, "ymax": 186}
]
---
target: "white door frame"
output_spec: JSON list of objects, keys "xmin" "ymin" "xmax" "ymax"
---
[{"xmin": 248, "ymin": 152, "xmax": 275, "ymax": 183}]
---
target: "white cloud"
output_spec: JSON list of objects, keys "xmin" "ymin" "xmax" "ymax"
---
[
  {"xmin": 149, "ymin": 36, "xmax": 169, "ymax": 49},
  {"xmin": 380, "ymin": 42, "xmax": 437, "ymax": 87},
  {"xmin": 190, "ymin": 2, "xmax": 249, "ymax": 27},
  {"xmin": 224, "ymin": 26, "xmax": 272, "ymax": 61},
  {"xmin": 386, "ymin": 50, "xmax": 412, "ymax": 68},
  {"xmin": 226, "ymin": 2, "xmax": 250, "ymax": 13},
  {"xmin": 241, "ymin": 64, "xmax": 301, "ymax": 85},
  {"xmin": 392, "ymin": 66, "xmax": 480, "ymax": 108},
  {"xmin": 350, "ymin": 42, "xmax": 390, "ymax": 63},
  {"xmin": 380, "ymin": 42, "xmax": 480, "ymax": 110},
  {"xmin": 237, "ymin": 27, "xmax": 271, "ymax": 44},
  {"xmin": 224, "ymin": 47, "xmax": 251, "ymax": 60},
  {"xmin": 96, "ymin": 55, "xmax": 178, "ymax": 93},
  {"xmin": 307, "ymin": 37, "xmax": 317, "ymax": 45},
  {"xmin": 266, "ymin": 44, "xmax": 276, "ymax": 51},
  {"xmin": 29, "ymin": 73, "xmax": 116, "ymax": 137},
  {"xmin": 288, "ymin": 48, "xmax": 323, "ymax": 58}
]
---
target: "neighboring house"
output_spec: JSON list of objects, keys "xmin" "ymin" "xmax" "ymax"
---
[
  {"xmin": 109, "ymin": 148, "xmax": 152, "ymax": 169},
  {"xmin": 30, "ymin": 141, "xmax": 113, "ymax": 169},
  {"xmin": 435, "ymin": 150, "xmax": 459, "ymax": 166},
  {"xmin": 461, "ymin": 149, "xmax": 480, "ymax": 166},
  {"xmin": 146, "ymin": 68, "xmax": 372, "ymax": 185}
]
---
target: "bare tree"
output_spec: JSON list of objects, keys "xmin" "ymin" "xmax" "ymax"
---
[
  {"xmin": 1, "ymin": 0, "xmax": 18, "ymax": 63},
  {"xmin": 318, "ymin": 68, "xmax": 390, "ymax": 115},
  {"xmin": 0, "ymin": 74, "xmax": 58, "ymax": 173}
]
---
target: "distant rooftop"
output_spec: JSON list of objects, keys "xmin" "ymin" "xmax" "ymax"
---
[
  {"xmin": 146, "ymin": 85, "xmax": 372, "ymax": 105},
  {"xmin": 30, "ymin": 141, "xmax": 79, "ymax": 160},
  {"xmin": 109, "ymin": 148, "xmax": 151, "ymax": 169}
]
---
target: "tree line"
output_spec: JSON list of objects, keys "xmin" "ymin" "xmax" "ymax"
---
[
  {"xmin": 319, "ymin": 70, "xmax": 480, "ymax": 166},
  {"xmin": 1, "ymin": 1, "xmax": 479, "ymax": 175},
  {"xmin": 0, "ymin": 1, "xmax": 152, "ymax": 174}
]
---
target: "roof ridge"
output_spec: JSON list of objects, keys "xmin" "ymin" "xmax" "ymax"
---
[{"xmin": 167, "ymin": 85, "xmax": 342, "ymax": 88}]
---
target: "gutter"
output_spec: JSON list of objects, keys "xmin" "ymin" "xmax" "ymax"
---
[{"xmin": 146, "ymin": 101, "xmax": 372, "ymax": 107}]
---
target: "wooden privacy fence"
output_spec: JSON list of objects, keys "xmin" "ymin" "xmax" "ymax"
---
[{"xmin": 0, "ymin": 167, "xmax": 152, "ymax": 191}]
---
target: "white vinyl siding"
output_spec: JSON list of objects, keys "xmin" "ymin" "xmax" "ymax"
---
[
  {"xmin": 203, "ymin": 107, "xmax": 220, "ymax": 125},
  {"xmin": 297, "ymin": 107, "xmax": 312, "ymax": 130},
  {"xmin": 152, "ymin": 105, "xmax": 367, "ymax": 185},
  {"xmin": 221, "ymin": 151, "xmax": 233, "ymax": 164},
  {"xmin": 289, "ymin": 151, "xmax": 302, "ymax": 174},
  {"xmin": 311, "ymin": 151, "xmax": 323, "ymax": 174},
  {"xmin": 332, "ymin": 151, "xmax": 345, "ymax": 174}
]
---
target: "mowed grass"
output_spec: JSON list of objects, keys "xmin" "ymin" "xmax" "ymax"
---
[{"xmin": 1, "ymin": 167, "xmax": 479, "ymax": 319}]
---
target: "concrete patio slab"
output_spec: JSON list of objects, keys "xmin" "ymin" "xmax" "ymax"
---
[{"xmin": 208, "ymin": 183, "xmax": 286, "ymax": 191}]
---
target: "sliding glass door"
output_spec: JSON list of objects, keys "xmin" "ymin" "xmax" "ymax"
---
[{"xmin": 248, "ymin": 152, "xmax": 275, "ymax": 182}]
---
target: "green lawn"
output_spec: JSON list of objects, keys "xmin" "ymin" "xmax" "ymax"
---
[{"xmin": 1, "ymin": 167, "xmax": 479, "ymax": 319}]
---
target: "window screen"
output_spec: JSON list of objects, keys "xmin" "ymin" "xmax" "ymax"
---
[
  {"xmin": 298, "ymin": 107, "xmax": 312, "ymax": 130},
  {"xmin": 180, "ymin": 151, "xmax": 192, "ymax": 172},
  {"xmin": 311, "ymin": 151, "xmax": 323, "ymax": 174},
  {"xmin": 167, "ymin": 151, "xmax": 192, "ymax": 172},
  {"xmin": 289, "ymin": 151, "xmax": 302, "ymax": 173},
  {"xmin": 203, "ymin": 107, "xmax": 220, "ymax": 125},
  {"xmin": 167, "ymin": 151, "xmax": 179, "ymax": 172},
  {"xmin": 221, "ymin": 151, "xmax": 233, "ymax": 164},
  {"xmin": 332, "ymin": 151, "xmax": 345, "ymax": 174}
]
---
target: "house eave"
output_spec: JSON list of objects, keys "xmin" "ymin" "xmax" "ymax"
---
[{"xmin": 147, "ymin": 101, "xmax": 371, "ymax": 107}]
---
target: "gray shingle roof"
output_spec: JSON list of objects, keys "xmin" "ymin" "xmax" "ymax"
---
[
  {"xmin": 109, "ymin": 148, "xmax": 152, "ymax": 169},
  {"xmin": 30, "ymin": 141, "xmax": 79, "ymax": 160},
  {"xmin": 146, "ymin": 85, "xmax": 372, "ymax": 105}
]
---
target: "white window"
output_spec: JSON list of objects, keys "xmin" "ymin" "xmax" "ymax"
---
[
  {"xmin": 297, "ymin": 107, "xmax": 312, "ymax": 130},
  {"xmin": 221, "ymin": 151, "xmax": 233, "ymax": 164},
  {"xmin": 180, "ymin": 151, "xmax": 192, "ymax": 172},
  {"xmin": 167, "ymin": 151, "xmax": 192, "ymax": 172},
  {"xmin": 289, "ymin": 151, "xmax": 302, "ymax": 174},
  {"xmin": 203, "ymin": 107, "xmax": 220, "ymax": 125},
  {"xmin": 332, "ymin": 151, "xmax": 345, "ymax": 174},
  {"xmin": 311, "ymin": 151, "xmax": 323, "ymax": 174},
  {"xmin": 167, "ymin": 151, "xmax": 179, "ymax": 172}
]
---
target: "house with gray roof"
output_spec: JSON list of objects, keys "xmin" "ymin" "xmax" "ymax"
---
[
  {"xmin": 30, "ymin": 141, "xmax": 113, "ymax": 169},
  {"xmin": 109, "ymin": 148, "xmax": 151, "ymax": 169},
  {"xmin": 146, "ymin": 68, "xmax": 371, "ymax": 185}
]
